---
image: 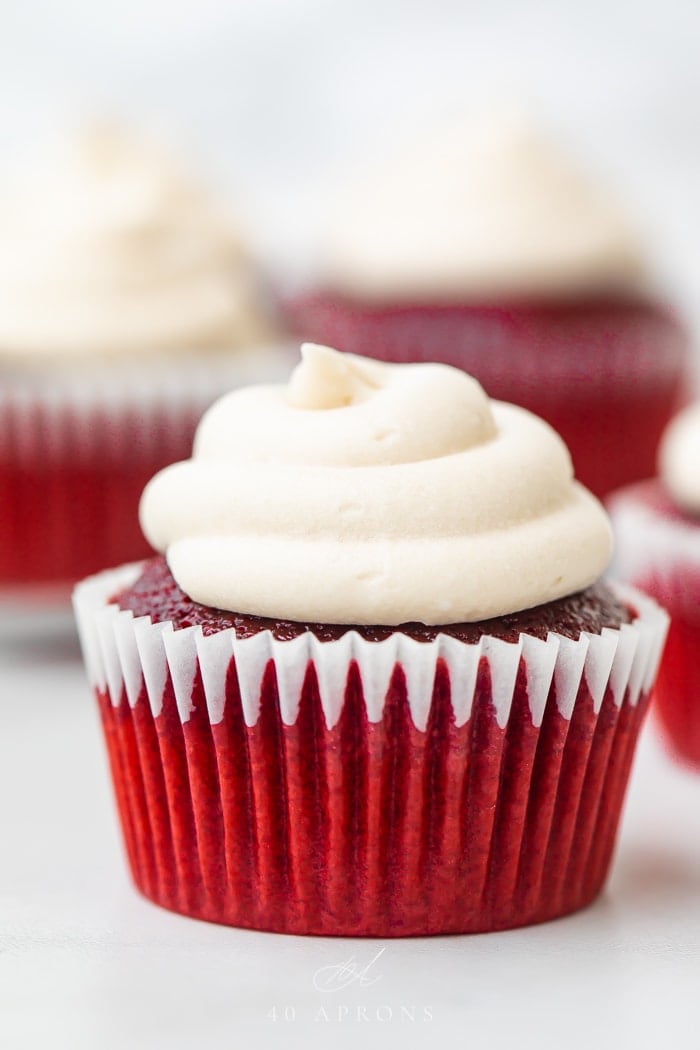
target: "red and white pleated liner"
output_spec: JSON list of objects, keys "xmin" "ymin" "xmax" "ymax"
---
[
  {"xmin": 74, "ymin": 564, "xmax": 668, "ymax": 937},
  {"xmin": 0, "ymin": 344, "xmax": 293, "ymax": 463},
  {"xmin": 609, "ymin": 490, "xmax": 700, "ymax": 766},
  {"xmin": 0, "ymin": 346, "xmax": 293, "ymax": 588},
  {"xmin": 609, "ymin": 492, "xmax": 700, "ymax": 607}
]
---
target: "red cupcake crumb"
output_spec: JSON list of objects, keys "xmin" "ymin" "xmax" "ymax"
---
[{"xmin": 114, "ymin": 554, "xmax": 633, "ymax": 641}]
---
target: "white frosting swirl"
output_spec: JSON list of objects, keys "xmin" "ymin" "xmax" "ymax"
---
[
  {"xmin": 140, "ymin": 344, "xmax": 612, "ymax": 625},
  {"xmin": 0, "ymin": 125, "xmax": 268, "ymax": 358},
  {"xmin": 659, "ymin": 404, "xmax": 700, "ymax": 513},
  {"xmin": 322, "ymin": 113, "xmax": 644, "ymax": 301}
]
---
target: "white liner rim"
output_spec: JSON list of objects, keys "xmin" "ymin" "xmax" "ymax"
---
[{"xmin": 73, "ymin": 562, "xmax": 669, "ymax": 732}]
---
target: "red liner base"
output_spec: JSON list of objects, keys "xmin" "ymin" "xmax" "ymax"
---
[
  {"xmin": 0, "ymin": 347, "xmax": 293, "ymax": 589},
  {"xmin": 637, "ymin": 569, "xmax": 700, "ymax": 769},
  {"xmin": 96, "ymin": 654, "xmax": 649, "ymax": 937},
  {"xmin": 0, "ymin": 403, "xmax": 199, "ymax": 587}
]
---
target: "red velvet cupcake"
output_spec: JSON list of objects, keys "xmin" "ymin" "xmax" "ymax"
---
[
  {"xmin": 74, "ymin": 345, "xmax": 668, "ymax": 936},
  {"xmin": 609, "ymin": 404, "xmax": 700, "ymax": 768},
  {"xmin": 282, "ymin": 117, "xmax": 688, "ymax": 498},
  {"xmin": 0, "ymin": 125, "xmax": 287, "ymax": 600}
]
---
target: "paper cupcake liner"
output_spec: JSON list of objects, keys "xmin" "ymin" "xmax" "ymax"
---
[
  {"xmin": 0, "ymin": 346, "xmax": 292, "ymax": 590},
  {"xmin": 284, "ymin": 291, "xmax": 687, "ymax": 383},
  {"xmin": 283, "ymin": 292, "xmax": 688, "ymax": 497},
  {"xmin": 609, "ymin": 490, "xmax": 700, "ymax": 588},
  {"xmin": 74, "ymin": 564, "xmax": 668, "ymax": 936},
  {"xmin": 610, "ymin": 490, "xmax": 700, "ymax": 767}
]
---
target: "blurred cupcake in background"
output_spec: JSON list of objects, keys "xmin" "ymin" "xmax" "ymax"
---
[
  {"xmin": 0, "ymin": 123, "xmax": 289, "ymax": 599},
  {"xmin": 283, "ymin": 112, "xmax": 689, "ymax": 498},
  {"xmin": 609, "ymin": 404, "xmax": 700, "ymax": 768}
]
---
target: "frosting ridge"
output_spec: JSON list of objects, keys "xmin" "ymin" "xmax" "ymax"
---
[{"xmin": 140, "ymin": 344, "xmax": 612, "ymax": 625}]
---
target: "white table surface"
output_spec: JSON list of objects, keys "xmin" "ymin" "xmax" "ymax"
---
[{"xmin": 1, "ymin": 622, "xmax": 699, "ymax": 1050}]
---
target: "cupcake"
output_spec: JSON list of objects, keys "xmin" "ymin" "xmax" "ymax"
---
[
  {"xmin": 282, "ymin": 115, "xmax": 688, "ymax": 498},
  {"xmin": 74, "ymin": 344, "xmax": 668, "ymax": 936},
  {"xmin": 609, "ymin": 404, "xmax": 700, "ymax": 767},
  {"xmin": 0, "ymin": 124, "xmax": 289, "ymax": 597}
]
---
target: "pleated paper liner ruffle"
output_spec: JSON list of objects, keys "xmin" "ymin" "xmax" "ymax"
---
[
  {"xmin": 610, "ymin": 490, "xmax": 700, "ymax": 767},
  {"xmin": 74, "ymin": 565, "xmax": 668, "ymax": 936},
  {"xmin": 0, "ymin": 346, "xmax": 291, "ymax": 589}
]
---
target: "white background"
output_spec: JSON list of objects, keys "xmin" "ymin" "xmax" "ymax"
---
[{"xmin": 1, "ymin": 0, "xmax": 699, "ymax": 334}]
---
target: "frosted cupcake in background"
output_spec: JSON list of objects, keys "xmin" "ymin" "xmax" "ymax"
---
[
  {"xmin": 609, "ymin": 404, "xmax": 700, "ymax": 768},
  {"xmin": 282, "ymin": 113, "xmax": 689, "ymax": 498},
  {"xmin": 74, "ymin": 344, "xmax": 668, "ymax": 936},
  {"xmin": 0, "ymin": 123, "xmax": 289, "ymax": 596}
]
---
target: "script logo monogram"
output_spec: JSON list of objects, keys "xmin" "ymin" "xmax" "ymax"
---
[{"xmin": 312, "ymin": 948, "xmax": 387, "ymax": 993}]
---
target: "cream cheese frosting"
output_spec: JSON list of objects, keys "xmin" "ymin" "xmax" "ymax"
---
[
  {"xmin": 0, "ymin": 125, "xmax": 268, "ymax": 358},
  {"xmin": 321, "ymin": 113, "xmax": 645, "ymax": 301},
  {"xmin": 659, "ymin": 403, "xmax": 700, "ymax": 514},
  {"xmin": 140, "ymin": 343, "xmax": 612, "ymax": 625}
]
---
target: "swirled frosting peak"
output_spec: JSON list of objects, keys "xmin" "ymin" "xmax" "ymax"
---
[
  {"xmin": 322, "ymin": 112, "xmax": 644, "ymax": 301},
  {"xmin": 287, "ymin": 343, "xmax": 381, "ymax": 410},
  {"xmin": 140, "ymin": 344, "xmax": 612, "ymax": 624},
  {"xmin": 0, "ymin": 124, "xmax": 268, "ymax": 358},
  {"xmin": 659, "ymin": 403, "xmax": 700, "ymax": 514}
]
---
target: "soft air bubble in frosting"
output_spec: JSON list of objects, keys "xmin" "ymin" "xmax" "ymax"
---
[
  {"xmin": 0, "ymin": 124, "xmax": 267, "ymax": 357},
  {"xmin": 659, "ymin": 404, "xmax": 700, "ymax": 514},
  {"xmin": 140, "ymin": 344, "xmax": 612, "ymax": 625},
  {"xmin": 321, "ymin": 113, "xmax": 644, "ymax": 301}
]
